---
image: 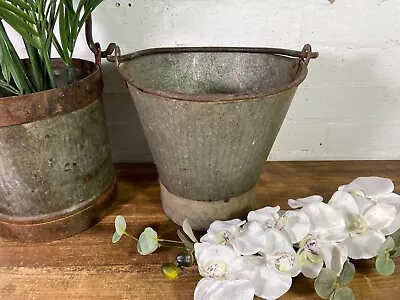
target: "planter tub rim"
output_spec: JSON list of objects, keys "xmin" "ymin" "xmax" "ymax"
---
[
  {"xmin": 117, "ymin": 47, "xmax": 308, "ymax": 103},
  {"xmin": 0, "ymin": 58, "xmax": 102, "ymax": 127}
]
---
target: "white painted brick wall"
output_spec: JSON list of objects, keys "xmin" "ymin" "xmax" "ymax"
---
[{"xmin": 9, "ymin": 0, "xmax": 400, "ymax": 161}]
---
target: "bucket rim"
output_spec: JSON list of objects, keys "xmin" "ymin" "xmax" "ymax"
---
[
  {"xmin": 0, "ymin": 58, "xmax": 102, "ymax": 127},
  {"xmin": 117, "ymin": 47, "xmax": 308, "ymax": 102}
]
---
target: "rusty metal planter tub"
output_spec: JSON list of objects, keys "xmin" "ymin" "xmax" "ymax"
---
[
  {"xmin": 0, "ymin": 59, "xmax": 116, "ymax": 242},
  {"xmin": 115, "ymin": 45, "xmax": 318, "ymax": 230}
]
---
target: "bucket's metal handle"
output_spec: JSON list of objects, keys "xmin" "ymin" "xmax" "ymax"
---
[
  {"xmin": 85, "ymin": 14, "xmax": 118, "ymax": 65},
  {"xmin": 300, "ymin": 44, "xmax": 317, "ymax": 65},
  {"xmin": 85, "ymin": 14, "xmax": 317, "ymax": 66}
]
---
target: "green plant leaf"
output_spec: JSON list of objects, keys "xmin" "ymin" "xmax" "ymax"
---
[
  {"xmin": 380, "ymin": 236, "xmax": 395, "ymax": 252},
  {"xmin": 182, "ymin": 219, "xmax": 198, "ymax": 243},
  {"xmin": 0, "ymin": 1, "xmax": 35, "ymax": 24},
  {"xmin": 314, "ymin": 268, "xmax": 338, "ymax": 299},
  {"xmin": 391, "ymin": 249, "xmax": 400, "ymax": 258},
  {"xmin": 0, "ymin": 6, "xmax": 39, "ymax": 37},
  {"xmin": 9, "ymin": 0, "xmax": 33, "ymax": 11},
  {"xmin": 115, "ymin": 215, "xmax": 126, "ymax": 235},
  {"xmin": 137, "ymin": 227, "xmax": 159, "ymax": 255},
  {"xmin": 332, "ymin": 287, "xmax": 355, "ymax": 300},
  {"xmin": 0, "ymin": 78, "xmax": 20, "ymax": 95},
  {"xmin": 0, "ymin": 21, "xmax": 34, "ymax": 94},
  {"xmin": 112, "ymin": 231, "xmax": 121, "ymax": 244},
  {"xmin": 390, "ymin": 229, "xmax": 400, "ymax": 249},
  {"xmin": 376, "ymin": 250, "xmax": 395, "ymax": 276},
  {"xmin": 337, "ymin": 260, "xmax": 355, "ymax": 286},
  {"xmin": 177, "ymin": 229, "xmax": 194, "ymax": 250}
]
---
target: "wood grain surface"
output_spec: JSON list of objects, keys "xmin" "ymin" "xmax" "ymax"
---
[{"xmin": 1, "ymin": 161, "xmax": 400, "ymax": 300}]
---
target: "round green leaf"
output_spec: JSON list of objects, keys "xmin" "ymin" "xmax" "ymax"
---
[
  {"xmin": 337, "ymin": 260, "xmax": 355, "ymax": 286},
  {"xmin": 137, "ymin": 227, "xmax": 159, "ymax": 255},
  {"xmin": 112, "ymin": 231, "xmax": 121, "ymax": 244},
  {"xmin": 332, "ymin": 287, "xmax": 355, "ymax": 300},
  {"xmin": 376, "ymin": 251, "xmax": 395, "ymax": 276},
  {"xmin": 314, "ymin": 268, "xmax": 338, "ymax": 299},
  {"xmin": 115, "ymin": 215, "xmax": 126, "ymax": 236},
  {"xmin": 380, "ymin": 236, "xmax": 395, "ymax": 252},
  {"xmin": 390, "ymin": 229, "xmax": 400, "ymax": 249}
]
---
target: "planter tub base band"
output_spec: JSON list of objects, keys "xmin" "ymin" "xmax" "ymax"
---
[
  {"xmin": 160, "ymin": 181, "xmax": 256, "ymax": 230},
  {"xmin": 0, "ymin": 177, "xmax": 117, "ymax": 243}
]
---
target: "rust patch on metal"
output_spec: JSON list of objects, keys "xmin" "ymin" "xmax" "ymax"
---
[
  {"xmin": 0, "ymin": 178, "xmax": 117, "ymax": 243},
  {"xmin": 0, "ymin": 59, "xmax": 103, "ymax": 127}
]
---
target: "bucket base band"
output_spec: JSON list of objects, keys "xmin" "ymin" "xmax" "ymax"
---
[
  {"xmin": 160, "ymin": 181, "xmax": 256, "ymax": 230},
  {"xmin": 0, "ymin": 177, "xmax": 117, "ymax": 243}
]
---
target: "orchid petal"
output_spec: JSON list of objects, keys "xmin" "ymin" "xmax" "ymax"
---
[
  {"xmin": 207, "ymin": 219, "xmax": 246, "ymax": 231},
  {"xmin": 283, "ymin": 210, "xmax": 310, "ymax": 243},
  {"xmin": 200, "ymin": 219, "xmax": 245, "ymax": 244},
  {"xmin": 328, "ymin": 191, "xmax": 359, "ymax": 226},
  {"xmin": 377, "ymin": 193, "xmax": 400, "ymax": 207},
  {"xmin": 262, "ymin": 228, "xmax": 294, "ymax": 255},
  {"xmin": 194, "ymin": 243, "xmax": 239, "ymax": 275},
  {"xmin": 300, "ymin": 258, "xmax": 324, "ymax": 279},
  {"xmin": 318, "ymin": 240, "xmax": 348, "ymax": 276},
  {"xmin": 342, "ymin": 177, "xmax": 394, "ymax": 197},
  {"xmin": 194, "ymin": 278, "xmax": 254, "ymax": 300},
  {"xmin": 301, "ymin": 202, "xmax": 347, "ymax": 242},
  {"xmin": 229, "ymin": 255, "xmax": 263, "ymax": 281},
  {"xmin": 352, "ymin": 194, "xmax": 375, "ymax": 214},
  {"xmin": 252, "ymin": 265, "xmax": 292, "ymax": 300},
  {"xmin": 288, "ymin": 195, "xmax": 323, "ymax": 209},
  {"xmin": 230, "ymin": 222, "xmax": 266, "ymax": 255},
  {"xmin": 247, "ymin": 206, "xmax": 280, "ymax": 223},
  {"xmin": 364, "ymin": 204, "xmax": 396, "ymax": 231},
  {"xmin": 343, "ymin": 230, "xmax": 385, "ymax": 259},
  {"xmin": 382, "ymin": 209, "xmax": 400, "ymax": 235}
]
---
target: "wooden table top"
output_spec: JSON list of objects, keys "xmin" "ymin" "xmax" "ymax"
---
[{"xmin": 1, "ymin": 161, "xmax": 400, "ymax": 300}]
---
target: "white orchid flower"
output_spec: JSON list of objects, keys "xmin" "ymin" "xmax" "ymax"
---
[
  {"xmin": 298, "ymin": 202, "xmax": 349, "ymax": 278},
  {"xmin": 200, "ymin": 219, "xmax": 266, "ymax": 255},
  {"xmin": 194, "ymin": 243, "xmax": 255, "ymax": 300},
  {"xmin": 288, "ymin": 195, "xmax": 323, "ymax": 209},
  {"xmin": 250, "ymin": 229, "xmax": 301, "ymax": 299},
  {"xmin": 247, "ymin": 206, "xmax": 310, "ymax": 244},
  {"xmin": 339, "ymin": 177, "xmax": 400, "ymax": 235},
  {"xmin": 328, "ymin": 190, "xmax": 396, "ymax": 259}
]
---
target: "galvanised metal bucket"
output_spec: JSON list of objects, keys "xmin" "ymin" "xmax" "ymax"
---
[
  {"xmin": 116, "ymin": 45, "xmax": 317, "ymax": 230},
  {"xmin": 0, "ymin": 59, "xmax": 116, "ymax": 242}
]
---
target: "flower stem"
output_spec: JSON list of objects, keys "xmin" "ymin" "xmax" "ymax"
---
[
  {"xmin": 157, "ymin": 239, "xmax": 185, "ymax": 244},
  {"xmin": 159, "ymin": 243, "xmax": 187, "ymax": 250},
  {"xmin": 123, "ymin": 231, "xmax": 138, "ymax": 242}
]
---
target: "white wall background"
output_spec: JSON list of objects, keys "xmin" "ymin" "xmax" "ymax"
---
[{"xmin": 47, "ymin": 0, "xmax": 400, "ymax": 161}]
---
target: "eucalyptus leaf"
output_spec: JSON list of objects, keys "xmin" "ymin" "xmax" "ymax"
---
[
  {"xmin": 380, "ymin": 236, "xmax": 395, "ymax": 252},
  {"xmin": 390, "ymin": 229, "xmax": 400, "ymax": 249},
  {"xmin": 115, "ymin": 215, "xmax": 126, "ymax": 236},
  {"xmin": 314, "ymin": 268, "xmax": 338, "ymax": 299},
  {"xmin": 177, "ymin": 229, "xmax": 194, "ymax": 250},
  {"xmin": 332, "ymin": 287, "xmax": 355, "ymax": 300},
  {"xmin": 182, "ymin": 219, "xmax": 198, "ymax": 243},
  {"xmin": 112, "ymin": 231, "xmax": 121, "ymax": 244},
  {"xmin": 137, "ymin": 227, "xmax": 159, "ymax": 255},
  {"xmin": 391, "ymin": 249, "xmax": 400, "ymax": 258},
  {"xmin": 376, "ymin": 250, "xmax": 395, "ymax": 276},
  {"xmin": 337, "ymin": 260, "xmax": 355, "ymax": 286}
]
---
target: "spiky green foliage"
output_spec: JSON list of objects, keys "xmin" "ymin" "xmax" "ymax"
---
[{"xmin": 0, "ymin": 0, "xmax": 103, "ymax": 95}]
